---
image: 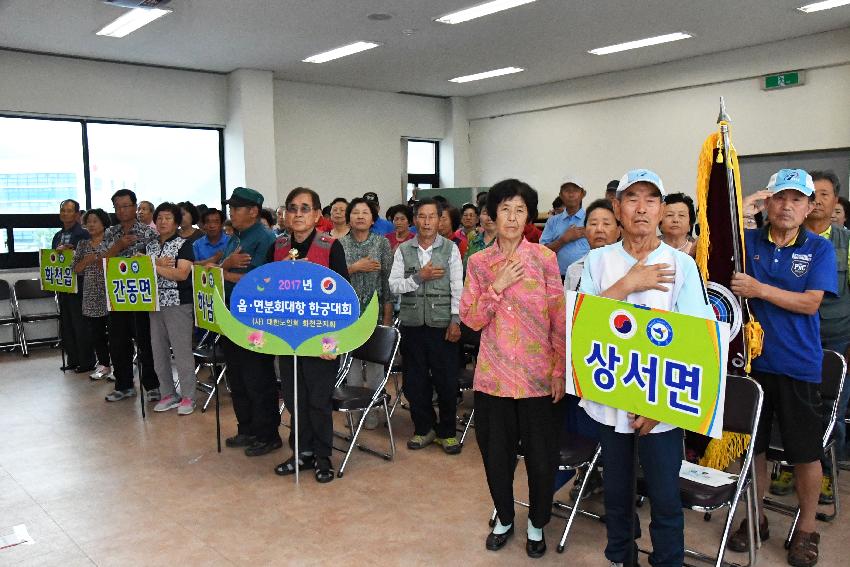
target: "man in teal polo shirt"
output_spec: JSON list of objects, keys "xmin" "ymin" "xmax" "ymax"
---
[
  {"xmin": 219, "ymin": 187, "xmax": 280, "ymax": 457},
  {"xmin": 540, "ymin": 177, "xmax": 590, "ymax": 277},
  {"xmin": 728, "ymin": 169, "xmax": 837, "ymax": 566}
]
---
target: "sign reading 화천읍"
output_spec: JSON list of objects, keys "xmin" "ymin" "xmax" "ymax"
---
[
  {"xmin": 103, "ymin": 256, "xmax": 159, "ymax": 312},
  {"xmin": 565, "ymin": 291, "xmax": 730, "ymax": 438},
  {"xmin": 212, "ymin": 260, "xmax": 377, "ymax": 357},
  {"xmin": 192, "ymin": 265, "xmax": 225, "ymax": 333},
  {"xmin": 39, "ymin": 249, "xmax": 77, "ymax": 293}
]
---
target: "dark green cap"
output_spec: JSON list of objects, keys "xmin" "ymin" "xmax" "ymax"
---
[{"xmin": 224, "ymin": 186, "xmax": 264, "ymax": 207}]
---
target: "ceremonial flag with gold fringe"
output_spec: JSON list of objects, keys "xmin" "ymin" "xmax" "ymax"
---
[{"xmin": 692, "ymin": 106, "xmax": 763, "ymax": 470}]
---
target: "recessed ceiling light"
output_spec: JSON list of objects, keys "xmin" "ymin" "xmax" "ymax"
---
[
  {"xmin": 302, "ymin": 41, "xmax": 382, "ymax": 64},
  {"xmin": 435, "ymin": 0, "xmax": 536, "ymax": 25},
  {"xmin": 96, "ymin": 7, "xmax": 171, "ymax": 38},
  {"xmin": 588, "ymin": 32, "xmax": 692, "ymax": 55},
  {"xmin": 797, "ymin": 0, "xmax": 850, "ymax": 13},
  {"xmin": 449, "ymin": 66, "xmax": 524, "ymax": 83}
]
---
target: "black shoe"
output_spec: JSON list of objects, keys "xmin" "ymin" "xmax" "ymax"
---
[
  {"xmin": 727, "ymin": 517, "xmax": 769, "ymax": 553},
  {"xmin": 274, "ymin": 455, "xmax": 316, "ymax": 476},
  {"xmin": 314, "ymin": 457, "xmax": 334, "ymax": 483},
  {"xmin": 225, "ymin": 434, "xmax": 256, "ymax": 448},
  {"xmin": 75, "ymin": 365, "xmax": 96, "ymax": 374},
  {"xmin": 526, "ymin": 534, "xmax": 546, "ymax": 559},
  {"xmin": 485, "ymin": 524, "xmax": 514, "ymax": 551},
  {"xmin": 61, "ymin": 363, "xmax": 79, "ymax": 371},
  {"xmin": 244, "ymin": 438, "xmax": 283, "ymax": 457}
]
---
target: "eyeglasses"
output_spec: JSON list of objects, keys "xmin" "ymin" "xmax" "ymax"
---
[
  {"xmin": 115, "ymin": 203, "xmax": 136, "ymax": 210},
  {"xmin": 286, "ymin": 204, "xmax": 314, "ymax": 214}
]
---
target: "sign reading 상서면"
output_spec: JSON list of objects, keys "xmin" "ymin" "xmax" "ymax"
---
[{"xmin": 565, "ymin": 291, "xmax": 730, "ymax": 439}]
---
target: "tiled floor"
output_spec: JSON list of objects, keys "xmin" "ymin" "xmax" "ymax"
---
[{"xmin": 0, "ymin": 348, "xmax": 847, "ymax": 566}]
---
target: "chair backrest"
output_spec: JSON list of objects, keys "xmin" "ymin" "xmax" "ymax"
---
[
  {"xmin": 0, "ymin": 280, "xmax": 15, "ymax": 320},
  {"xmin": 14, "ymin": 279, "xmax": 58, "ymax": 318},
  {"xmin": 0, "ymin": 279, "xmax": 11, "ymax": 301},
  {"xmin": 350, "ymin": 325, "xmax": 400, "ymax": 368},
  {"xmin": 721, "ymin": 374, "xmax": 764, "ymax": 437},
  {"xmin": 821, "ymin": 349, "xmax": 847, "ymax": 445}
]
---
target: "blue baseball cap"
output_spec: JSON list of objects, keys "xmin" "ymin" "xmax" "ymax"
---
[
  {"xmin": 616, "ymin": 169, "xmax": 666, "ymax": 197},
  {"xmin": 766, "ymin": 169, "xmax": 814, "ymax": 197}
]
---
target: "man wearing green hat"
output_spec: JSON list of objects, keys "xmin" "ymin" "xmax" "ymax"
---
[{"xmin": 219, "ymin": 187, "xmax": 281, "ymax": 456}]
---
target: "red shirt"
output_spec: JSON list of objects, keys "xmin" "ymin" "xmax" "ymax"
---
[{"xmin": 523, "ymin": 223, "xmax": 542, "ymax": 243}]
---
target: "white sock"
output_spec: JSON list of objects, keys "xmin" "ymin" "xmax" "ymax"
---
[
  {"xmin": 492, "ymin": 518, "xmax": 512, "ymax": 535},
  {"xmin": 527, "ymin": 518, "xmax": 543, "ymax": 541}
]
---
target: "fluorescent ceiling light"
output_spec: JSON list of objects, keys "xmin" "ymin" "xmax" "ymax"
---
[
  {"xmin": 96, "ymin": 7, "xmax": 171, "ymax": 38},
  {"xmin": 449, "ymin": 66, "xmax": 524, "ymax": 83},
  {"xmin": 435, "ymin": 0, "xmax": 536, "ymax": 25},
  {"xmin": 588, "ymin": 32, "xmax": 692, "ymax": 55},
  {"xmin": 797, "ymin": 0, "xmax": 850, "ymax": 13},
  {"xmin": 302, "ymin": 41, "xmax": 382, "ymax": 63}
]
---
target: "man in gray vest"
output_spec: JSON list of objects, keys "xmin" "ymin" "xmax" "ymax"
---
[
  {"xmin": 805, "ymin": 170, "xmax": 850, "ymax": 492},
  {"xmin": 389, "ymin": 198, "xmax": 464, "ymax": 454}
]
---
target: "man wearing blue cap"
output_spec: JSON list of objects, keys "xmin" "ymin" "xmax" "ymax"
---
[
  {"xmin": 579, "ymin": 169, "xmax": 714, "ymax": 567},
  {"xmin": 728, "ymin": 169, "xmax": 836, "ymax": 567},
  {"xmin": 219, "ymin": 187, "xmax": 281, "ymax": 457}
]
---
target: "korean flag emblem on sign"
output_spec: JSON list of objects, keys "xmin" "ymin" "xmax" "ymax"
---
[{"xmin": 791, "ymin": 253, "xmax": 811, "ymax": 277}]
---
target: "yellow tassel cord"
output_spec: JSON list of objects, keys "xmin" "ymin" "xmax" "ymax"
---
[{"xmin": 695, "ymin": 122, "xmax": 760, "ymax": 471}]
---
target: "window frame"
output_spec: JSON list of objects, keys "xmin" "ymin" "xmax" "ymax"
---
[
  {"xmin": 0, "ymin": 113, "xmax": 225, "ymax": 269},
  {"xmin": 404, "ymin": 138, "xmax": 440, "ymax": 201}
]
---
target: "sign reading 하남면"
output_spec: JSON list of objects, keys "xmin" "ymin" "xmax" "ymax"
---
[
  {"xmin": 565, "ymin": 291, "xmax": 730, "ymax": 438},
  {"xmin": 104, "ymin": 256, "xmax": 159, "ymax": 312},
  {"xmin": 192, "ymin": 265, "xmax": 225, "ymax": 333},
  {"xmin": 212, "ymin": 260, "xmax": 377, "ymax": 357},
  {"xmin": 39, "ymin": 249, "xmax": 77, "ymax": 293}
]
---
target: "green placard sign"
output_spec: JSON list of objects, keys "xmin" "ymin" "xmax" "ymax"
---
[
  {"xmin": 104, "ymin": 256, "xmax": 158, "ymax": 312},
  {"xmin": 39, "ymin": 249, "xmax": 77, "ymax": 293},
  {"xmin": 565, "ymin": 292, "xmax": 730, "ymax": 438},
  {"xmin": 763, "ymin": 71, "xmax": 803, "ymax": 90},
  {"xmin": 192, "ymin": 265, "xmax": 225, "ymax": 332}
]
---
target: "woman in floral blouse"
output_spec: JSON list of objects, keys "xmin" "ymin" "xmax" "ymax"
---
[
  {"xmin": 146, "ymin": 202, "xmax": 197, "ymax": 416},
  {"xmin": 460, "ymin": 179, "xmax": 566, "ymax": 559},
  {"xmin": 73, "ymin": 209, "xmax": 113, "ymax": 380}
]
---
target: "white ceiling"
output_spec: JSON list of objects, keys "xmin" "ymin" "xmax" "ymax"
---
[{"xmin": 2, "ymin": 0, "xmax": 850, "ymax": 97}]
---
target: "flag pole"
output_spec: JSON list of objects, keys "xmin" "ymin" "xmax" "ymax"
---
[{"xmin": 717, "ymin": 97, "xmax": 744, "ymax": 275}]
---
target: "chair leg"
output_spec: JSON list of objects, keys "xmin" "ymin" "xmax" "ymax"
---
[
  {"xmin": 202, "ymin": 364, "xmax": 227, "ymax": 413},
  {"xmin": 816, "ymin": 447, "xmax": 839, "ymax": 522},
  {"xmin": 460, "ymin": 408, "xmax": 475, "ymax": 445},
  {"xmin": 488, "ymin": 507, "xmax": 498, "ymax": 527},
  {"xmin": 338, "ymin": 410, "xmax": 368, "ymax": 478},
  {"xmin": 785, "ymin": 507, "xmax": 801, "ymax": 550},
  {"xmin": 383, "ymin": 398, "xmax": 396, "ymax": 460},
  {"xmin": 557, "ymin": 447, "xmax": 601, "ymax": 553}
]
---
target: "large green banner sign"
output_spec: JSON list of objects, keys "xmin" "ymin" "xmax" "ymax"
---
[
  {"xmin": 192, "ymin": 265, "xmax": 225, "ymax": 333},
  {"xmin": 565, "ymin": 291, "xmax": 730, "ymax": 438},
  {"xmin": 39, "ymin": 249, "xmax": 77, "ymax": 293},
  {"xmin": 104, "ymin": 256, "xmax": 158, "ymax": 312}
]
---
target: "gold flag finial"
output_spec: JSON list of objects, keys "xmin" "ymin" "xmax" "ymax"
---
[{"xmin": 288, "ymin": 249, "xmax": 299, "ymax": 260}]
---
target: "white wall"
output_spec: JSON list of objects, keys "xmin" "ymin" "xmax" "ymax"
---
[
  {"xmin": 0, "ymin": 50, "xmax": 227, "ymax": 126},
  {"xmin": 467, "ymin": 28, "xmax": 850, "ymax": 202},
  {"xmin": 274, "ymin": 80, "xmax": 449, "ymax": 209}
]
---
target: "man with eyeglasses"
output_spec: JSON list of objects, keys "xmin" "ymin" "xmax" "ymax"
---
[
  {"xmin": 102, "ymin": 189, "xmax": 160, "ymax": 402},
  {"xmin": 389, "ymin": 197, "xmax": 464, "ymax": 455},
  {"xmin": 218, "ymin": 186, "xmax": 280, "ymax": 457},
  {"xmin": 269, "ymin": 187, "xmax": 350, "ymax": 483}
]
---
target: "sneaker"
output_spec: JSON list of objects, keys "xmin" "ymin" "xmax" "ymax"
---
[
  {"xmin": 153, "ymin": 394, "xmax": 180, "ymax": 412},
  {"xmin": 818, "ymin": 475, "xmax": 834, "ymax": 505},
  {"xmin": 145, "ymin": 388, "xmax": 161, "ymax": 403},
  {"xmin": 570, "ymin": 468, "xmax": 603, "ymax": 501},
  {"xmin": 770, "ymin": 469, "xmax": 795, "ymax": 496},
  {"xmin": 89, "ymin": 365, "xmax": 109, "ymax": 380},
  {"xmin": 105, "ymin": 388, "xmax": 136, "ymax": 402},
  {"xmin": 177, "ymin": 398, "xmax": 195, "ymax": 416},
  {"xmin": 436, "ymin": 436, "xmax": 462, "ymax": 455},
  {"xmin": 407, "ymin": 430, "xmax": 436, "ymax": 450}
]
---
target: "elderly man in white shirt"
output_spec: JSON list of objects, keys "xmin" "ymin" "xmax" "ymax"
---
[
  {"xmin": 389, "ymin": 198, "xmax": 465, "ymax": 454},
  {"xmin": 578, "ymin": 169, "xmax": 714, "ymax": 567}
]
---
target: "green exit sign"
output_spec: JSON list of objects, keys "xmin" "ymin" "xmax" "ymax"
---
[{"xmin": 763, "ymin": 71, "xmax": 805, "ymax": 90}]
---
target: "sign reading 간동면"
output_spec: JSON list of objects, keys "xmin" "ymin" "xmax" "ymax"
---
[
  {"xmin": 192, "ymin": 265, "xmax": 225, "ymax": 333},
  {"xmin": 39, "ymin": 249, "xmax": 77, "ymax": 293},
  {"xmin": 565, "ymin": 291, "xmax": 730, "ymax": 439},
  {"xmin": 103, "ymin": 256, "xmax": 159, "ymax": 312},
  {"xmin": 213, "ymin": 260, "xmax": 377, "ymax": 357}
]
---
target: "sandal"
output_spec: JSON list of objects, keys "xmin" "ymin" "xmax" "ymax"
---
[
  {"xmin": 274, "ymin": 455, "xmax": 315, "ymax": 476},
  {"xmin": 314, "ymin": 457, "xmax": 335, "ymax": 483},
  {"xmin": 788, "ymin": 530, "xmax": 819, "ymax": 567},
  {"xmin": 727, "ymin": 516, "xmax": 769, "ymax": 552}
]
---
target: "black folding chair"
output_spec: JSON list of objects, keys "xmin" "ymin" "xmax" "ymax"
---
[
  {"xmin": 552, "ymin": 433, "xmax": 605, "ymax": 553},
  {"xmin": 0, "ymin": 279, "xmax": 22, "ymax": 353},
  {"xmin": 457, "ymin": 323, "xmax": 480, "ymax": 445},
  {"xmin": 193, "ymin": 331, "xmax": 228, "ymax": 413},
  {"xmin": 13, "ymin": 279, "xmax": 60, "ymax": 356},
  {"xmin": 332, "ymin": 324, "xmax": 400, "ymax": 478},
  {"xmin": 763, "ymin": 350, "xmax": 846, "ymax": 547}
]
